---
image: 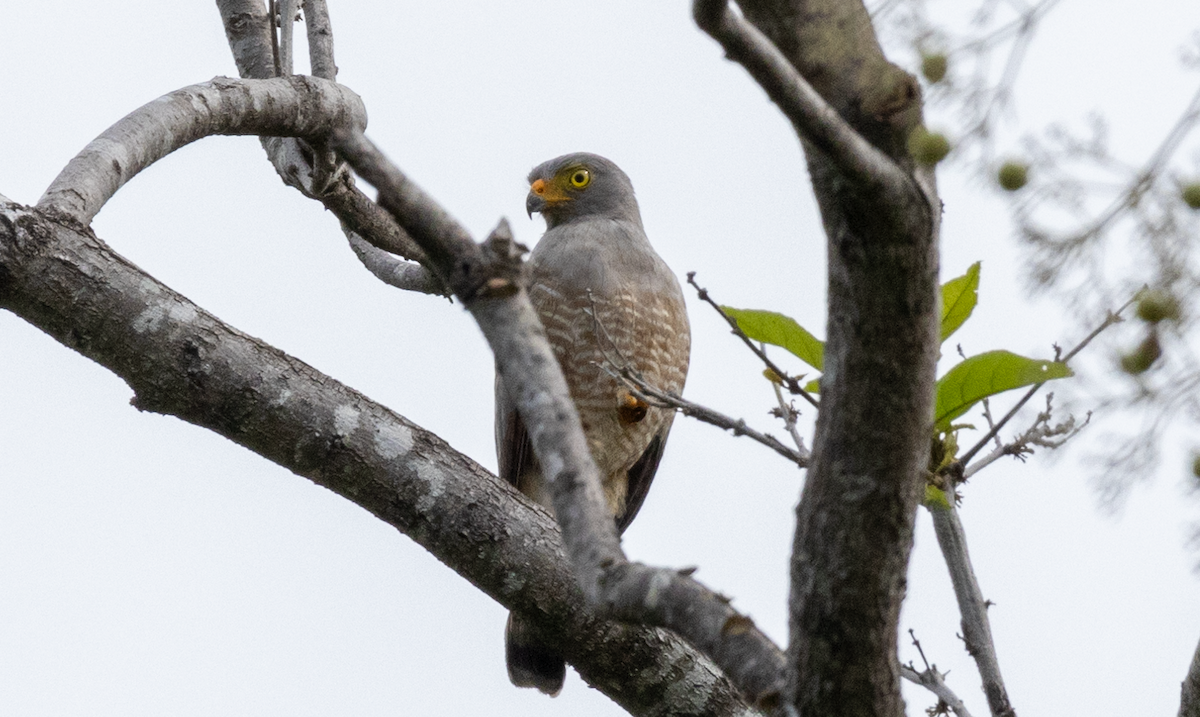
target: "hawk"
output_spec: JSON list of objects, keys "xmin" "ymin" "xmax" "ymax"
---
[{"xmin": 495, "ymin": 153, "xmax": 691, "ymax": 695}]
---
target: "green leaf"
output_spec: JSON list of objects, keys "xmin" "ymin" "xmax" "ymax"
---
[
  {"xmin": 923, "ymin": 484, "xmax": 953, "ymax": 511},
  {"xmin": 941, "ymin": 262, "xmax": 980, "ymax": 343},
  {"xmin": 721, "ymin": 307, "xmax": 825, "ymax": 371},
  {"xmin": 934, "ymin": 350, "xmax": 1072, "ymax": 430}
]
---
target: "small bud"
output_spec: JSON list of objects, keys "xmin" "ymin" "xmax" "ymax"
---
[
  {"xmin": 997, "ymin": 161, "xmax": 1029, "ymax": 191},
  {"xmin": 1136, "ymin": 289, "xmax": 1180, "ymax": 324},
  {"xmin": 1182, "ymin": 182, "xmax": 1200, "ymax": 210},
  {"xmin": 1191, "ymin": 454, "xmax": 1200, "ymax": 479},
  {"xmin": 921, "ymin": 53, "xmax": 948, "ymax": 83},
  {"xmin": 1120, "ymin": 333, "xmax": 1162, "ymax": 375},
  {"xmin": 908, "ymin": 128, "xmax": 952, "ymax": 166},
  {"xmin": 762, "ymin": 368, "xmax": 783, "ymax": 384}
]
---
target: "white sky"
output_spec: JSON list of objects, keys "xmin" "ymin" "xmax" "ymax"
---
[{"xmin": 1, "ymin": 2, "xmax": 1199, "ymax": 716}]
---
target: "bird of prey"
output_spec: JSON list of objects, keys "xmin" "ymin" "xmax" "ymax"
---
[{"xmin": 495, "ymin": 152, "xmax": 691, "ymax": 696}]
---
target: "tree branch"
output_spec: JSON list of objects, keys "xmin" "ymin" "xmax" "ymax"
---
[
  {"xmin": 770, "ymin": 379, "xmax": 810, "ymax": 457},
  {"xmin": 900, "ymin": 664, "xmax": 974, "ymax": 717},
  {"xmin": 303, "ymin": 0, "xmax": 337, "ymax": 81},
  {"xmin": 332, "ymin": 130, "xmax": 788, "ymax": 705},
  {"xmin": 901, "ymin": 630, "xmax": 975, "ymax": 717},
  {"xmin": 604, "ymin": 361, "xmax": 809, "ymax": 468},
  {"xmin": 1180, "ymin": 634, "xmax": 1200, "ymax": 717},
  {"xmin": 216, "ymin": 0, "xmax": 439, "ymax": 284},
  {"xmin": 961, "ymin": 395, "xmax": 1088, "ymax": 480},
  {"xmin": 277, "ymin": 0, "xmax": 295, "ymax": 75},
  {"xmin": 957, "ymin": 299, "xmax": 1133, "ymax": 470},
  {"xmin": 687, "ymin": 272, "xmax": 818, "ymax": 407},
  {"xmin": 692, "ymin": 0, "xmax": 912, "ymax": 201},
  {"xmin": 37, "ymin": 76, "xmax": 365, "ymax": 225},
  {"xmin": 704, "ymin": 2, "xmax": 941, "ymax": 716},
  {"xmin": 348, "ymin": 233, "xmax": 445, "ymax": 295},
  {"xmin": 0, "ymin": 200, "xmax": 753, "ymax": 717},
  {"xmin": 928, "ymin": 503, "xmax": 1016, "ymax": 717}
]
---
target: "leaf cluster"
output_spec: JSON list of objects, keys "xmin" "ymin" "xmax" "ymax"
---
[{"xmin": 722, "ymin": 261, "xmax": 1073, "ymax": 476}]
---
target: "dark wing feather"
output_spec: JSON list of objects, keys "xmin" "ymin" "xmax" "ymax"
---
[
  {"xmin": 496, "ymin": 376, "xmax": 535, "ymax": 489},
  {"xmin": 615, "ymin": 415, "xmax": 675, "ymax": 533}
]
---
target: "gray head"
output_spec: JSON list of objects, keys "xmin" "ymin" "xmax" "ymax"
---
[{"xmin": 525, "ymin": 152, "xmax": 641, "ymax": 230}]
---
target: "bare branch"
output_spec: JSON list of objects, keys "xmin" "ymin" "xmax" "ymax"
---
[
  {"xmin": 692, "ymin": 0, "xmax": 912, "ymax": 200},
  {"xmin": 215, "ymin": 0, "xmax": 437, "ymax": 284},
  {"xmin": 929, "ymin": 503, "xmax": 1016, "ymax": 717},
  {"xmin": 1180, "ymin": 634, "xmax": 1200, "ymax": 717},
  {"xmin": 296, "ymin": 0, "xmax": 342, "ymax": 194},
  {"xmin": 607, "ymin": 363, "xmax": 809, "ymax": 468},
  {"xmin": 0, "ymin": 200, "xmax": 753, "ymax": 717},
  {"xmin": 901, "ymin": 630, "xmax": 975, "ymax": 717},
  {"xmin": 331, "ymin": 130, "xmax": 788, "ymax": 704},
  {"xmin": 586, "ymin": 300, "xmax": 808, "ymax": 467},
  {"xmin": 37, "ymin": 76, "xmax": 366, "ymax": 225},
  {"xmin": 277, "ymin": 0, "xmax": 295, "ymax": 76},
  {"xmin": 303, "ymin": 0, "xmax": 337, "ymax": 80},
  {"xmin": 347, "ymin": 233, "xmax": 445, "ymax": 296},
  {"xmin": 962, "ymin": 395, "xmax": 1088, "ymax": 480},
  {"xmin": 687, "ymin": 272, "xmax": 818, "ymax": 407},
  {"xmin": 957, "ymin": 298, "xmax": 1133, "ymax": 469},
  {"xmin": 770, "ymin": 376, "xmax": 810, "ymax": 458},
  {"xmin": 900, "ymin": 665, "xmax": 974, "ymax": 717},
  {"xmin": 217, "ymin": 0, "xmax": 275, "ymax": 80}
]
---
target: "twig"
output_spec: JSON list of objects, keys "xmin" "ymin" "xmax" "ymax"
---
[
  {"xmin": 900, "ymin": 630, "xmax": 975, "ymax": 717},
  {"xmin": 604, "ymin": 363, "xmax": 809, "ymax": 468},
  {"xmin": 979, "ymin": 397, "xmax": 1004, "ymax": 451},
  {"xmin": 687, "ymin": 272, "xmax": 819, "ymax": 408},
  {"xmin": 956, "ymin": 296, "xmax": 1134, "ymax": 469},
  {"xmin": 962, "ymin": 395, "xmax": 1089, "ymax": 479},
  {"xmin": 771, "ymin": 377, "xmax": 810, "ymax": 458},
  {"xmin": 929, "ymin": 502, "xmax": 1017, "ymax": 717},
  {"xmin": 586, "ymin": 296, "xmax": 807, "ymax": 467}
]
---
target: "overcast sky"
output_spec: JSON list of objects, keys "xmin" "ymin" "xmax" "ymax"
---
[{"xmin": 2, "ymin": 2, "xmax": 1200, "ymax": 716}]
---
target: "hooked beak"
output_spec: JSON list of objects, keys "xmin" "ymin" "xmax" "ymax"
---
[
  {"xmin": 526, "ymin": 191, "xmax": 545, "ymax": 218},
  {"xmin": 525, "ymin": 177, "xmax": 567, "ymax": 218}
]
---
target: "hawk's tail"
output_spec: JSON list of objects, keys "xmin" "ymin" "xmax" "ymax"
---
[{"xmin": 505, "ymin": 612, "xmax": 565, "ymax": 696}]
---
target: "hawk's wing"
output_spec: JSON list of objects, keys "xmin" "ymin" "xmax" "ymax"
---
[
  {"xmin": 495, "ymin": 375, "xmax": 535, "ymax": 490},
  {"xmin": 615, "ymin": 414, "xmax": 675, "ymax": 534},
  {"xmin": 499, "ymin": 374, "xmax": 673, "ymax": 535}
]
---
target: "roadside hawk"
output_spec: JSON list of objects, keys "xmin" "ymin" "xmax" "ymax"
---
[{"xmin": 495, "ymin": 152, "xmax": 691, "ymax": 695}]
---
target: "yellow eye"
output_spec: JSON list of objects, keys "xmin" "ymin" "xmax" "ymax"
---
[{"xmin": 568, "ymin": 168, "xmax": 591, "ymax": 189}]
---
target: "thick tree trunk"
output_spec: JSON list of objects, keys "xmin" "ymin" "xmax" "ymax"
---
[{"xmin": 736, "ymin": 2, "xmax": 940, "ymax": 716}]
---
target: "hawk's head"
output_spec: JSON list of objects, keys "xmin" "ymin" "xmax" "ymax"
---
[{"xmin": 525, "ymin": 152, "xmax": 640, "ymax": 229}]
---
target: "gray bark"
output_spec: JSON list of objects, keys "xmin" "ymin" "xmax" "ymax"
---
[
  {"xmin": 1181, "ymin": 635, "xmax": 1200, "ymax": 717},
  {"xmin": 0, "ymin": 199, "xmax": 753, "ymax": 717},
  {"xmin": 708, "ymin": 1, "xmax": 941, "ymax": 715}
]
